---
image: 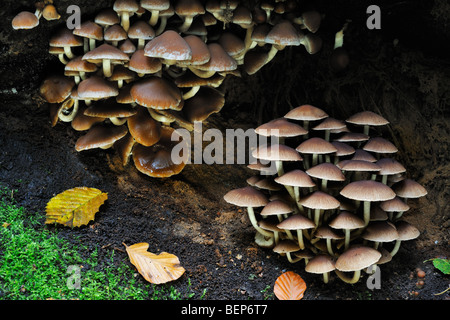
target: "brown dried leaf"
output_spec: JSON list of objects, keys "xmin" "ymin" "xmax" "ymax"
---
[{"xmin": 124, "ymin": 242, "xmax": 185, "ymax": 284}]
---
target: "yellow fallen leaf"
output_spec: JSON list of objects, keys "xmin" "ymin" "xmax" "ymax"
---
[
  {"xmin": 124, "ymin": 242, "xmax": 185, "ymax": 284},
  {"xmin": 45, "ymin": 187, "xmax": 107, "ymax": 228}
]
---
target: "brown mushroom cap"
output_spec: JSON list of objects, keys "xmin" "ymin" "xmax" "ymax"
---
[
  {"xmin": 362, "ymin": 221, "xmax": 399, "ymax": 243},
  {"xmin": 130, "ymin": 76, "xmax": 182, "ymax": 110},
  {"xmin": 376, "ymin": 158, "xmax": 406, "ymax": 176},
  {"xmin": 75, "ymin": 124, "xmax": 128, "ymax": 151},
  {"xmin": 40, "ymin": 75, "xmax": 75, "ymax": 103},
  {"xmin": 12, "ymin": 11, "xmax": 39, "ymax": 30},
  {"xmin": 392, "ymin": 179, "xmax": 427, "ymax": 199},
  {"xmin": 334, "ymin": 132, "xmax": 370, "ymax": 143},
  {"xmin": 113, "ymin": 132, "xmax": 135, "ymax": 166},
  {"xmin": 95, "ymin": 8, "xmax": 120, "ymax": 27},
  {"xmin": 379, "ymin": 196, "xmax": 410, "ymax": 212},
  {"xmin": 335, "ymin": 246, "xmax": 382, "ymax": 272},
  {"xmin": 144, "ymin": 30, "xmax": 192, "ymax": 62},
  {"xmin": 182, "ymin": 86, "xmax": 225, "ymax": 122},
  {"xmin": 346, "ymin": 111, "xmax": 389, "ymax": 127},
  {"xmin": 193, "ymin": 43, "xmax": 237, "ymax": 72},
  {"xmin": 305, "ymin": 254, "xmax": 336, "ymax": 274},
  {"xmin": 260, "ymin": 200, "xmax": 294, "ymax": 217},
  {"xmin": 363, "ymin": 137, "xmax": 398, "ymax": 154},
  {"xmin": 177, "ymin": 35, "xmax": 211, "ymax": 66},
  {"xmin": 300, "ymin": 10, "xmax": 322, "ymax": 33},
  {"xmin": 255, "ymin": 118, "xmax": 308, "ymax": 138},
  {"xmin": 128, "ymin": 49, "xmax": 162, "ymax": 75},
  {"xmin": 314, "ymin": 226, "xmax": 344, "ymax": 240},
  {"xmin": 284, "ymin": 104, "xmax": 328, "ymax": 121},
  {"xmin": 331, "ymin": 141, "xmax": 355, "ymax": 157},
  {"xmin": 340, "ymin": 160, "xmax": 381, "ymax": 172},
  {"xmin": 223, "ymin": 186, "xmax": 268, "ymax": 207},
  {"xmin": 104, "ymin": 24, "xmax": 128, "ymax": 43},
  {"xmin": 132, "ymin": 126, "xmax": 188, "ymax": 178},
  {"xmin": 77, "ymin": 76, "xmax": 119, "ymax": 100},
  {"xmin": 277, "ymin": 214, "xmax": 315, "ymax": 230},
  {"xmin": 218, "ymin": 32, "xmax": 246, "ymax": 59},
  {"xmin": 128, "ymin": 20, "xmax": 155, "ymax": 41},
  {"xmin": 273, "ymin": 240, "xmax": 301, "ymax": 254},
  {"xmin": 73, "ymin": 21, "xmax": 104, "ymax": 41},
  {"xmin": 252, "ymin": 144, "xmax": 303, "ymax": 162},
  {"xmin": 83, "ymin": 98, "xmax": 137, "ymax": 119},
  {"xmin": 312, "ymin": 117, "xmax": 346, "ymax": 132},
  {"xmin": 329, "ymin": 211, "xmax": 365, "ymax": 230},
  {"xmin": 296, "ymin": 137, "xmax": 338, "ymax": 155},
  {"xmin": 49, "ymin": 28, "xmax": 83, "ymax": 48},
  {"xmin": 395, "ymin": 220, "xmax": 420, "ymax": 241},
  {"xmin": 127, "ymin": 106, "xmax": 161, "ymax": 146},
  {"xmin": 340, "ymin": 180, "xmax": 396, "ymax": 202},
  {"xmin": 306, "ymin": 163, "xmax": 346, "ymax": 182},
  {"xmin": 265, "ymin": 20, "xmax": 302, "ymax": 46},
  {"xmin": 351, "ymin": 149, "xmax": 377, "ymax": 162},
  {"xmin": 299, "ymin": 191, "xmax": 340, "ymax": 210},
  {"xmin": 274, "ymin": 169, "xmax": 316, "ymax": 188},
  {"xmin": 71, "ymin": 105, "xmax": 105, "ymax": 131},
  {"xmin": 82, "ymin": 43, "xmax": 130, "ymax": 64}
]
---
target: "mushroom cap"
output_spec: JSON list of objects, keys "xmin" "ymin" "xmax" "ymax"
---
[
  {"xmin": 71, "ymin": 106, "xmax": 105, "ymax": 131},
  {"xmin": 73, "ymin": 21, "xmax": 103, "ymax": 41},
  {"xmin": 40, "ymin": 75, "xmax": 75, "ymax": 103},
  {"xmin": 351, "ymin": 149, "xmax": 377, "ymax": 162},
  {"xmin": 376, "ymin": 158, "xmax": 406, "ymax": 176},
  {"xmin": 340, "ymin": 160, "xmax": 381, "ymax": 172},
  {"xmin": 95, "ymin": 8, "xmax": 120, "ymax": 27},
  {"xmin": 75, "ymin": 124, "xmax": 128, "ymax": 151},
  {"xmin": 260, "ymin": 200, "xmax": 294, "ymax": 216},
  {"xmin": 335, "ymin": 246, "xmax": 382, "ymax": 272},
  {"xmin": 328, "ymin": 211, "xmax": 365, "ymax": 230},
  {"xmin": 273, "ymin": 240, "xmax": 300, "ymax": 254},
  {"xmin": 346, "ymin": 111, "xmax": 389, "ymax": 127},
  {"xmin": 50, "ymin": 28, "xmax": 83, "ymax": 47},
  {"xmin": 243, "ymin": 51, "xmax": 268, "ymax": 75},
  {"xmin": 104, "ymin": 24, "xmax": 128, "ymax": 42},
  {"xmin": 128, "ymin": 20, "xmax": 155, "ymax": 41},
  {"xmin": 182, "ymin": 86, "xmax": 225, "ymax": 122},
  {"xmin": 314, "ymin": 226, "xmax": 344, "ymax": 240},
  {"xmin": 140, "ymin": 0, "xmax": 170, "ymax": 11},
  {"xmin": 175, "ymin": 0, "xmax": 205, "ymax": 17},
  {"xmin": 128, "ymin": 49, "xmax": 162, "ymax": 74},
  {"xmin": 301, "ymin": 10, "xmax": 322, "ymax": 33},
  {"xmin": 302, "ymin": 33, "xmax": 323, "ymax": 55},
  {"xmin": 108, "ymin": 65, "xmax": 137, "ymax": 82},
  {"xmin": 312, "ymin": 117, "xmax": 346, "ymax": 131},
  {"xmin": 12, "ymin": 11, "xmax": 39, "ymax": 30},
  {"xmin": 392, "ymin": 179, "xmax": 427, "ymax": 198},
  {"xmin": 114, "ymin": 132, "xmax": 135, "ymax": 166},
  {"xmin": 306, "ymin": 163, "xmax": 346, "ymax": 182},
  {"xmin": 331, "ymin": 141, "xmax": 355, "ymax": 157},
  {"xmin": 194, "ymin": 43, "xmax": 237, "ymax": 72},
  {"xmin": 296, "ymin": 137, "xmax": 338, "ymax": 155},
  {"xmin": 127, "ymin": 106, "xmax": 161, "ymax": 146},
  {"xmin": 395, "ymin": 221, "xmax": 420, "ymax": 241},
  {"xmin": 132, "ymin": 126, "xmax": 187, "ymax": 178},
  {"xmin": 65, "ymin": 56, "xmax": 98, "ymax": 73},
  {"xmin": 119, "ymin": 39, "xmax": 137, "ymax": 55},
  {"xmin": 284, "ymin": 104, "xmax": 328, "ymax": 121},
  {"xmin": 174, "ymin": 71, "xmax": 224, "ymax": 88},
  {"xmin": 379, "ymin": 196, "xmax": 410, "ymax": 212},
  {"xmin": 334, "ymin": 132, "xmax": 369, "ymax": 143},
  {"xmin": 144, "ymin": 30, "xmax": 192, "ymax": 61},
  {"xmin": 277, "ymin": 214, "xmax": 315, "ymax": 230},
  {"xmin": 113, "ymin": 0, "xmax": 140, "ymax": 13},
  {"xmin": 265, "ymin": 20, "xmax": 302, "ymax": 46},
  {"xmin": 252, "ymin": 144, "xmax": 303, "ymax": 162},
  {"xmin": 362, "ymin": 221, "xmax": 399, "ymax": 242},
  {"xmin": 340, "ymin": 180, "xmax": 396, "ymax": 202},
  {"xmin": 363, "ymin": 137, "xmax": 398, "ymax": 154},
  {"xmin": 130, "ymin": 76, "xmax": 182, "ymax": 110},
  {"xmin": 371, "ymin": 205, "xmax": 389, "ymax": 221},
  {"xmin": 77, "ymin": 76, "xmax": 119, "ymax": 100},
  {"xmin": 223, "ymin": 186, "xmax": 268, "ymax": 207},
  {"xmin": 177, "ymin": 35, "xmax": 211, "ymax": 66},
  {"xmin": 82, "ymin": 43, "xmax": 130, "ymax": 63},
  {"xmin": 258, "ymin": 219, "xmax": 283, "ymax": 233},
  {"xmin": 232, "ymin": 4, "xmax": 252, "ymax": 26},
  {"xmin": 274, "ymin": 169, "xmax": 316, "ymax": 188},
  {"xmin": 255, "ymin": 118, "xmax": 308, "ymax": 137},
  {"xmin": 84, "ymin": 98, "xmax": 137, "ymax": 118},
  {"xmin": 218, "ymin": 32, "xmax": 246, "ymax": 58},
  {"xmin": 305, "ymin": 254, "xmax": 336, "ymax": 274},
  {"xmin": 299, "ymin": 191, "xmax": 340, "ymax": 210}
]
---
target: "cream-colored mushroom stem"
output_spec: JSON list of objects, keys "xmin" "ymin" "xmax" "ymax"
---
[
  {"xmin": 178, "ymin": 16, "xmax": 195, "ymax": 33},
  {"xmin": 335, "ymin": 270, "xmax": 361, "ymax": 284},
  {"xmin": 57, "ymin": 53, "xmax": 68, "ymax": 64},
  {"xmin": 389, "ymin": 240, "xmax": 404, "ymax": 257},
  {"xmin": 102, "ymin": 59, "xmax": 113, "ymax": 77},
  {"xmin": 265, "ymin": 44, "xmax": 285, "ymax": 65},
  {"xmin": 363, "ymin": 201, "xmax": 371, "ymax": 226},
  {"xmin": 64, "ymin": 46, "xmax": 75, "ymax": 59},
  {"xmin": 322, "ymin": 272, "xmax": 331, "ymax": 283},
  {"xmin": 149, "ymin": 10, "xmax": 160, "ymax": 26},
  {"xmin": 110, "ymin": 117, "xmax": 127, "ymax": 125},
  {"xmin": 188, "ymin": 67, "xmax": 216, "ymax": 79},
  {"xmin": 293, "ymin": 186, "xmax": 305, "ymax": 214},
  {"xmin": 182, "ymin": 86, "xmax": 200, "ymax": 99},
  {"xmin": 119, "ymin": 12, "xmax": 131, "ymax": 32},
  {"xmin": 155, "ymin": 16, "xmax": 169, "ymax": 35},
  {"xmin": 148, "ymin": 108, "xmax": 175, "ymax": 126},
  {"xmin": 58, "ymin": 98, "xmax": 78, "ymax": 122},
  {"xmin": 285, "ymin": 252, "xmax": 302, "ymax": 264},
  {"xmin": 247, "ymin": 206, "xmax": 273, "ymax": 238}
]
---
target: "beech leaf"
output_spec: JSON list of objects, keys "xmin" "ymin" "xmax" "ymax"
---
[
  {"xmin": 124, "ymin": 242, "xmax": 185, "ymax": 284},
  {"xmin": 45, "ymin": 187, "xmax": 108, "ymax": 228},
  {"xmin": 274, "ymin": 271, "xmax": 307, "ymax": 300}
]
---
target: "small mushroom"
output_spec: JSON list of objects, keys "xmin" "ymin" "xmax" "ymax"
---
[
  {"xmin": 49, "ymin": 28, "xmax": 83, "ymax": 59},
  {"xmin": 75, "ymin": 124, "xmax": 128, "ymax": 151},
  {"xmin": 273, "ymin": 240, "xmax": 301, "ymax": 263},
  {"xmin": 274, "ymin": 169, "xmax": 315, "ymax": 212},
  {"xmin": 328, "ymin": 211, "xmax": 365, "ymax": 250},
  {"xmin": 104, "ymin": 24, "xmax": 128, "ymax": 47},
  {"xmin": 305, "ymin": 254, "xmax": 336, "ymax": 283},
  {"xmin": 390, "ymin": 221, "xmax": 420, "ymax": 257},
  {"xmin": 277, "ymin": 214, "xmax": 315, "ymax": 250},
  {"xmin": 346, "ymin": 111, "xmax": 389, "ymax": 136},
  {"xmin": 127, "ymin": 105, "xmax": 162, "ymax": 146},
  {"xmin": 140, "ymin": 0, "xmax": 171, "ymax": 26},
  {"xmin": 12, "ymin": 11, "xmax": 39, "ymax": 30},
  {"xmin": 82, "ymin": 43, "xmax": 130, "ymax": 77},
  {"xmin": 128, "ymin": 20, "xmax": 155, "ymax": 50},
  {"xmin": 298, "ymin": 191, "xmax": 340, "ymax": 227},
  {"xmin": 73, "ymin": 21, "xmax": 104, "ymax": 52},
  {"xmin": 312, "ymin": 226, "xmax": 344, "ymax": 256},
  {"xmin": 113, "ymin": 0, "xmax": 140, "ymax": 32},
  {"xmin": 335, "ymin": 246, "xmax": 381, "ymax": 284},
  {"xmin": 362, "ymin": 221, "xmax": 399, "ymax": 249},
  {"xmin": 296, "ymin": 137, "xmax": 337, "ymax": 168},
  {"xmin": 252, "ymin": 144, "xmax": 302, "ymax": 178},
  {"xmin": 284, "ymin": 104, "xmax": 328, "ymax": 133},
  {"xmin": 306, "ymin": 162, "xmax": 345, "ymax": 192},
  {"xmin": 144, "ymin": 30, "xmax": 192, "ymax": 65},
  {"xmin": 175, "ymin": 0, "xmax": 205, "ymax": 33}
]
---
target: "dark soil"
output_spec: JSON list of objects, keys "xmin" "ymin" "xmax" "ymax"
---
[{"xmin": 0, "ymin": 0, "xmax": 449, "ymax": 301}]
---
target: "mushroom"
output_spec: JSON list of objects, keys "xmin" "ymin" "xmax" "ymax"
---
[
  {"xmin": 264, "ymin": 20, "xmax": 302, "ymax": 65},
  {"xmin": 274, "ymin": 169, "xmax": 316, "ymax": 212},
  {"xmin": 175, "ymin": 35, "xmax": 212, "ymax": 77},
  {"xmin": 64, "ymin": 56, "xmax": 98, "ymax": 84},
  {"xmin": 128, "ymin": 49, "xmax": 162, "ymax": 77},
  {"xmin": 174, "ymin": 71, "xmax": 224, "ymax": 100},
  {"xmin": 77, "ymin": 75, "xmax": 119, "ymax": 105},
  {"xmin": 175, "ymin": 0, "xmax": 205, "ymax": 33},
  {"xmin": 298, "ymin": 191, "xmax": 340, "ymax": 227},
  {"xmin": 12, "ymin": 11, "xmax": 39, "ymax": 30},
  {"xmin": 108, "ymin": 65, "xmax": 137, "ymax": 88},
  {"xmin": 218, "ymin": 32, "xmax": 246, "ymax": 64},
  {"xmin": 144, "ymin": 30, "xmax": 192, "ymax": 65},
  {"xmin": 306, "ymin": 162, "xmax": 345, "ymax": 192},
  {"xmin": 390, "ymin": 221, "xmax": 420, "ymax": 257},
  {"xmin": 340, "ymin": 180, "xmax": 396, "ymax": 226},
  {"xmin": 71, "ymin": 105, "xmax": 105, "ymax": 131},
  {"xmin": 312, "ymin": 117, "xmax": 346, "ymax": 142},
  {"xmin": 284, "ymin": 104, "xmax": 328, "ymax": 133},
  {"xmin": 73, "ymin": 21, "xmax": 104, "ymax": 52},
  {"xmin": 49, "ymin": 28, "xmax": 83, "ymax": 59},
  {"xmin": 132, "ymin": 126, "xmax": 188, "ymax": 177},
  {"xmin": 113, "ymin": 132, "xmax": 135, "ymax": 166},
  {"xmin": 312, "ymin": 226, "xmax": 344, "ymax": 256},
  {"xmin": 294, "ymin": 10, "xmax": 322, "ymax": 33},
  {"xmin": 49, "ymin": 47, "xmax": 69, "ymax": 64},
  {"xmin": 140, "ymin": 0, "xmax": 171, "ymax": 26},
  {"xmin": 113, "ymin": 0, "xmax": 139, "ymax": 32},
  {"xmin": 104, "ymin": 24, "xmax": 128, "ymax": 47},
  {"xmin": 376, "ymin": 158, "xmax": 406, "ymax": 185},
  {"xmin": 127, "ymin": 105, "xmax": 162, "ymax": 146},
  {"xmin": 42, "ymin": 4, "xmax": 60, "ymax": 21},
  {"xmin": 128, "ymin": 20, "xmax": 155, "ymax": 50},
  {"xmin": 301, "ymin": 33, "xmax": 323, "ymax": 55},
  {"xmin": 255, "ymin": 118, "xmax": 308, "ymax": 144},
  {"xmin": 260, "ymin": 200, "xmax": 295, "ymax": 240},
  {"xmin": 339, "ymin": 159, "xmax": 381, "ymax": 181},
  {"xmin": 155, "ymin": 6, "xmax": 175, "ymax": 35},
  {"xmin": 305, "ymin": 254, "xmax": 336, "ymax": 283},
  {"xmin": 392, "ymin": 179, "xmax": 428, "ymax": 204},
  {"xmin": 363, "ymin": 137, "xmax": 398, "ymax": 157},
  {"xmin": 83, "ymin": 98, "xmax": 137, "ymax": 126},
  {"xmin": 328, "ymin": 211, "xmax": 365, "ymax": 250},
  {"xmin": 130, "ymin": 76, "xmax": 183, "ymax": 111},
  {"xmin": 335, "ymin": 246, "xmax": 382, "ymax": 284},
  {"xmin": 75, "ymin": 123, "xmax": 128, "ymax": 151},
  {"xmin": 277, "ymin": 214, "xmax": 315, "ymax": 250},
  {"xmin": 189, "ymin": 43, "xmax": 237, "ymax": 79},
  {"xmin": 296, "ymin": 137, "xmax": 337, "ymax": 168},
  {"xmin": 346, "ymin": 111, "xmax": 389, "ymax": 136},
  {"xmin": 39, "ymin": 75, "xmax": 75, "ymax": 104},
  {"xmin": 273, "ymin": 240, "xmax": 301, "ymax": 263},
  {"xmin": 82, "ymin": 43, "xmax": 130, "ymax": 78},
  {"xmin": 182, "ymin": 86, "xmax": 225, "ymax": 123},
  {"xmin": 223, "ymin": 186, "xmax": 272, "ymax": 238},
  {"xmin": 119, "ymin": 39, "xmax": 137, "ymax": 56},
  {"xmin": 252, "ymin": 143, "xmax": 302, "ymax": 178},
  {"xmin": 94, "ymin": 8, "xmax": 120, "ymax": 29},
  {"xmin": 379, "ymin": 196, "xmax": 410, "ymax": 221},
  {"xmin": 331, "ymin": 141, "xmax": 355, "ymax": 165},
  {"xmin": 257, "ymin": 220, "xmax": 281, "ymax": 246},
  {"xmin": 362, "ymin": 221, "xmax": 399, "ymax": 249}
]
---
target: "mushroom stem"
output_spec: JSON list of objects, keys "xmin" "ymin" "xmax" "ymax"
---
[
  {"xmin": 138, "ymin": 39, "xmax": 146, "ymax": 50},
  {"xmin": 363, "ymin": 201, "xmax": 371, "ymax": 226},
  {"xmin": 64, "ymin": 46, "xmax": 75, "ymax": 59},
  {"xmin": 286, "ymin": 252, "xmax": 302, "ymax": 263},
  {"xmin": 335, "ymin": 270, "xmax": 361, "ymax": 284},
  {"xmin": 312, "ymin": 153, "xmax": 319, "ymax": 167},
  {"xmin": 57, "ymin": 54, "xmax": 68, "ymax": 64},
  {"xmin": 58, "ymin": 98, "xmax": 78, "ymax": 122},
  {"xmin": 178, "ymin": 16, "xmax": 194, "ymax": 33},
  {"xmin": 120, "ymin": 13, "xmax": 131, "ymax": 32},
  {"xmin": 149, "ymin": 10, "xmax": 160, "ymax": 26},
  {"xmin": 89, "ymin": 38, "xmax": 96, "ymax": 51},
  {"xmin": 83, "ymin": 38, "xmax": 89, "ymax": 53},
  {"xmin": 155, "ymin": 17, "xmax": 168, "ymax": 35},
  {"xmin": 363, "ymin": 125, "xmax": 370, "ymax": 136},
  {"xmin": 182, "ymin": 86, "xmax": 200, "ymax": 100},
  {"xmin": 326, "ymin": 238, "xmax": 335, "ymax": 256},
  {"xmin": 293, "ymin": 186, "xmax": 304, "ymax": 214},
  {"xmin": 110, "ymin": 117, "xmax": 127, "ymax": 125},
  {"xmin": 344, "ymin": 229, "xmax": 351, "ymax": 250},
  {"xmin": 102, "ymin": 59, "xmax": 112, "ymax": 77},
  {"xmin": 297, "ymin": 229, "xmax": 305, "ymax": 249},
  {"xmin": 389, "ymin": 240, "xmax": 402, "ymax": 257},
  {"xmin": 314, "ymin": 208, "xmax": 322, "ymax": 227},
  {"xmin": 247, "ymin": 206, "xmax": 273, "ymax": 238},
  {"xmin": 322, "ymin": 272, "xmax": 330, "ymax": 284}
]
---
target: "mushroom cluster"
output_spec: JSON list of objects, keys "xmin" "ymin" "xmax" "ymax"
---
[
  {"xmin": 36, "ymin": 0, "xmax": 324, "ymax": 178},
  {"xmin": 224, "ymin": 105, "xmax": 427, "ymax": 284},
  {"xmin": 12, "ymin": 0, "xmax": 61, "ymax": 30}
]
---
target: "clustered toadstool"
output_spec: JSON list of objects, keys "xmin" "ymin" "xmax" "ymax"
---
[
  {"xmin": 224, "ymin": 106, "xmax": 426, "ymax": 284},
  {"xmin": 12, "ymin": 0, "xmax": 61, "ymax": 30},
  {"xmin": 34, "ymin": 0, "xmax": 324, "ymax": 178}
]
